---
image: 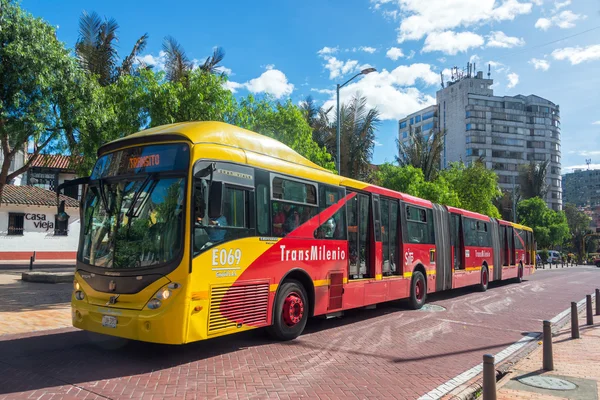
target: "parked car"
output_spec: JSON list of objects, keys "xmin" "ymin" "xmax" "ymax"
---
[{"xmin": 546, "ymin": 250, "xmax": 561, "ymax": 263}]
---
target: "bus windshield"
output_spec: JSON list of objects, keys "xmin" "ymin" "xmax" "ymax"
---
[{"xmin": 80, "ymin": 144, "xmax": 189, "ymax": 269}]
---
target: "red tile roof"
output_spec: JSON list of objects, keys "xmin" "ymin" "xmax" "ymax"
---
[
  {"xmin": 28, "ymin": 154, "xmax": 80, "ymax": 171},
  {"xmin": 1, "ymin": 185, "xmax": 79, "ymax": 208}
]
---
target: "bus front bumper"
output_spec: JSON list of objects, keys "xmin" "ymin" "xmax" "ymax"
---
[{"xmin": 71, "ymin": 301, "xmax": 186, "ymax": 345}]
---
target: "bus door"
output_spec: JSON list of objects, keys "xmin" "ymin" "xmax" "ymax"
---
[
  {"xmin": 347, "ymin": 192, "xmax": 371, "ymax": 279},
  {"xmin": 509, "ymin": 227, "xmax": 516, "ymax": 265},
  {"xmin": 450, "ymin": 213, "xmax": 463, "ymax": 273}
]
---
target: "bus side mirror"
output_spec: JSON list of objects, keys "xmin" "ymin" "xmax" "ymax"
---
[
  {"xmin": 208, "ymin": 182, "xmax": 223, "ymax": 219},
  {"xmin": 57, "ymin": 200, "xmax": 69, "ymax": 222}
]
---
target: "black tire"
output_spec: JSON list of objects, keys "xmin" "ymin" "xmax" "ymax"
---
[
  {"xmin": 595, "ymin": 261, "xmax": 600, "ymax": 268},
  {"xmin": 514, "ymin": 263, "xmax": 523, "ymax": 283},
  {"xmin": 408, "ymin": 271, "xmax": 427, "ymax": 310},
  {"xmin": 267, "ymin": 280, "xmax": 309, "ymax": 341},
  {"xmin": 478, "ymin": 266, "xmax": 489, "ymax": 292}
]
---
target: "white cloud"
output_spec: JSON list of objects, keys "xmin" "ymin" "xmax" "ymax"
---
[
  {"xmin": 137, "ymin": 51, "xmax": 167, "ymax": 71},
  {"xmin": 576, "ymin": 150, "xmax": 600, "ymax": 156},
  {"xmin": 359, "ymin": 46, "xmax": 377, "ymax": 54},
  {"xmin": 531, "ymin": 0, "xmax": 543, "ymax": 5},
  {"xmin": 486, "ymin": 31, "xmax": 525, "ymax": 48},
  {"xmin": 593, "ymin": 121, "xmax": 600, "ymax": 125},
  {"xmin": 391, "ymin": 0, "xmax": 532, "ymax": 43},
  {"xmin": 382, "ymin": 10, "xmax": 399, "ymax": 20},
  {"xmin": 215, "ymin": 66, "xmax": 233, "ymax": 75},
  {"xmin": 552, "ymin": 44, "xmax": 600, "ymax": 65},
  {"xmin": 323, "ymin": 56, "xmax": 359, "ymax": 80},
  {"xmin": 535, "ymin": 10, "xmax": 584, "ymax": 30},
  {"xmin": 422, "ymin": 31, "xmax": 484, "ymax": 55},
  {"xmin": 407, "ymin": 50, "xmax": 416, "ymax": 59},
  {"xmin": 317, "ymin": 46, "xmax": 339, "ymax": 55},
  {"xmin": 554, "ymin": 0, "xmax": 570, "ymax": 11},
  {"xmin": 374, "ymin": 140, "xmax": 383, "ymax": 146},
  {"xmin": 529, "ymin": 58, "xmax": 550, "ymax": 71},
  {"xmin": 535, "ymin": 18, "xmax": 552, "ymax": 30},
  {"xmin": 320, "ymin": 63, "xmax": 441, "ymax": 120},
  {"xmin": 386, "ymin": 47, "xmax": 404, "ymax": 61},
  {"xmin": 225, "ymin": 67, "xmax": 294, "ymax": 99},
  {"xmin": 311, "ymin": 88, "xmax": 336, "ymax": 95},
  {"xmin": 507, "ymin": 72, "xmax": 519, "ymax": 88},
  {"xmin": 438, "ymin": 57, "xmax": 447, "ymax": 63}
]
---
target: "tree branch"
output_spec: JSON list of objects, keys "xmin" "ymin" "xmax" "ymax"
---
[{"xmin": 6, "ymin": 132, "xmax": 57, "ymax": 181}]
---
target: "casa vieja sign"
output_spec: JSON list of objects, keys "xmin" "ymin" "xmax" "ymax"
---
[{"xmin": 25, "ymin": 213, "xmax": 54, "ymax": 230}]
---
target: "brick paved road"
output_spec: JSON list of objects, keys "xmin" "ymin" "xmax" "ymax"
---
[{"xmin": 0, "ymin": 266, "xmax": 599, "ymax": 400}]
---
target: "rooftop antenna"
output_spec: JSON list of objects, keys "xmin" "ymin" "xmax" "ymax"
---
[
  {"xmin": 440, "ymin": 71, "xmax": 444, "ymax": 88},
  {"xmin": 586, "ymin": 159, "xmax": 592, "ymax": 170},
  {"xmin": 488, "ymin": 63, "xmax": 491, "ymax": 78}
]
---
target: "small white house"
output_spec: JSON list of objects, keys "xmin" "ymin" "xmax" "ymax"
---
[{"xmin": 0, "ymin": 185, "xmax": 80, "ymax": 261}]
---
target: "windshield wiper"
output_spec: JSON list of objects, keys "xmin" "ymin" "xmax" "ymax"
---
[
  {"xmin": 97, "ymin": 178, "xmax": 111, "ymax": 215},
  {"xmin": 126, "ymin": 174, "xmax": 155, "ymax": 219}
]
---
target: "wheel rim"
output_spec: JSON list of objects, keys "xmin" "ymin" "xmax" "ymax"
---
[
  {"xmin": 282, "ymin": 292, "xmax": 304, "ymax": 327},
  {"xmin": 415, "ymin": 279, "xmax": 425, "ymax": 301},
  {"xmin": 483, "ymin": 269, "xmax": 488, "ymax": 286}
]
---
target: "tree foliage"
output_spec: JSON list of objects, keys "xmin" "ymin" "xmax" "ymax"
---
[
  {"xmin": 75, "ymin": 10, "xmax": 148, "ymax": 86},
  {"xmin": 232, "ymin": 96, "xmax": 335, "ymax": 171},
  {"xmin": 563, "ymin": 203, "xmax": 593, "ymax": 261},
  {"xmin": 440, "ymin": 160, "xmax": 502, "ymax": 218},
  {"xmin": 518, "ymin": 160, "xmax": 549, "ymax": 200},
  {"xmin": 0, "ymin": 0, "xmax": 94, "ymax": 202},
  {"xmin": 375, "ymin": 164, "xmax": 460, "ymax": 207},
  {"xmin": 396, "ymin": 127, "xmax": 444, "ymax": 182},
  {"xmin": 517, "ymin": 197, "xmax": 569, "ymax": 249}
]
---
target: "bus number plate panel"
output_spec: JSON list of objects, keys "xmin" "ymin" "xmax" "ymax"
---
[{"xmin": 102, "ymin": 315, "xmax": 117, "ymax": 328}]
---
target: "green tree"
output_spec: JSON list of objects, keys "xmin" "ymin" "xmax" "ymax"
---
[
  {"xmin": 375, "ymin": 163, "xmax": 460, "ymax": 207},
  {"xmin": 517, "ymin": 197, "xmax": 569, "ymax": 249},
  {"xmin": 396, "ymin": 127, "xmax": 444, "ymax": 182},
  {"xmin": 75, "ymin": 11, "xmax": 148, "ymax": 86},
  {"xmin": 232, "ymin": 96, "xmax": 334, "ymax": 170},
  {"xmin": 441, "ymin": 160, "xmax": 502, "ymax": 218},
  {"xmin": 0, "ymin": 0, "xmax": 95, "ymax": 201},
  {"xmin": 162, "ymin": 36, "xmax": 225, "ymax": 82},
  {"xmin": 563, "ymin": 203, "xmax": 592, "ymax": 262},
  {"xmin": 518, "ymin": 160, "xmax": 549, "ymax": 200}
]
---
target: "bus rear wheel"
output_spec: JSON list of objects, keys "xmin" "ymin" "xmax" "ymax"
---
[
  {"xmin": 267, "ymin": 280, "xmax": 308, "ymax": 341},
  {"xmin": 409, "ymin": 271, "xmax": 427, "ymax": 310},
  {"xmin": 478, "ymin": 266, "xmax": 489, "ymax": 292}
]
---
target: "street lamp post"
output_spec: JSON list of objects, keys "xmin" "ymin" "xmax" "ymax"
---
[{"xmin": 336, "ymin": 67, "xmax": 376, "ymax": 175}]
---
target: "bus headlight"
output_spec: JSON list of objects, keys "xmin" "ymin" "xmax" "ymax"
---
[
  {"xmin": 147, "ymin": 299, "xmax": 162, "ymax": 309},
  {"xmin": 75, "ymin": 291, "xmax": 86, "ymax": 301},
  {"xmin": 73, "ymin": 281, "xmax": 80, "ymax": 291},
  {"xmin": 146, "ymin": 282, "xmax": 180, "ymax": 310}
]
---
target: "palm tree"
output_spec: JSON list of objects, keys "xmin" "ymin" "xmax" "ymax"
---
[
  {"xmin": 162, "ymin": 37, "xmax": 226, "ymax": 82},
  {"xmin": 75, "ymin": 11, "xmax": 148, "ymax": 86},
  {"xmin": 335, "ymin": 94, "xmax": 380, "ymax": 180},
  {"xmin": 300, "ymin": 96, "xmax": 331, "ymax": 149},
  {"xmin": 518, "ymin": 160, "xmax": 549, "ymax": 199},
  {"xmin": 396, "ymin": 126, "xmax": 444, "ymax": 181}
]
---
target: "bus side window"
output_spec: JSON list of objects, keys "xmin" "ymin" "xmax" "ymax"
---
[{"xmin": 256, "ymin": 183, "xmax": 269, "ymax": 235}]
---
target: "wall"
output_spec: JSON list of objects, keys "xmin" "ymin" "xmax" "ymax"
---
[{"xmin": 0, "ymin": 204, "xmax": 80, "ymax": 260}]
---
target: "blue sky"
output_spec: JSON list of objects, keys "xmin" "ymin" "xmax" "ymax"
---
[{"xmin": 23, "ymin": 0, "xmax": 600, "ymax": 173}]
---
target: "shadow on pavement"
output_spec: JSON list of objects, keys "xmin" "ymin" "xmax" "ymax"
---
[{"xmin": 0, "ymin": 280, "xmax": 71, "ymax": 313}]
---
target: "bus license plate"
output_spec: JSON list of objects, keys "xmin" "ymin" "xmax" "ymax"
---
[{"xmin": 102, "ymin": 315, "xmax": 117, "ymax": 328}]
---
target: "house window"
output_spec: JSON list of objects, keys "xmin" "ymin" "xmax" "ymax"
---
[
  {"xmin": 8, "ymin": 213, "xmax": 24, "ymax": 235},
  {"xmin": 54, "ymin": 215, "xmax": 69, "ymax": 236}
]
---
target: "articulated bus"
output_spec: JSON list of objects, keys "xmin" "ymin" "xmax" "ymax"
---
[{"xmin": 60, "ymin": 121, "xmax": 535, "ymax": 344}]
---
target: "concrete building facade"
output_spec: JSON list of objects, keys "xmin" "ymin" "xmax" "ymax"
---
[
  {"xmin": 399, "ymin": 69, "xmax": 562, "ymax": 210},
  {"xmin": 563, "ymin": 168, "xmax": 600, "ymax": 207}
]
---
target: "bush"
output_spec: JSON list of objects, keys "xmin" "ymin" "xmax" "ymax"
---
[{"xmin": 539, "ymin": 249, "xmax": 549, "ymax": 263}]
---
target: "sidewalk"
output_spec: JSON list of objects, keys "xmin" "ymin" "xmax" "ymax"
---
[{"xmin": 495, "ymin": 311, "xmax": 600, "ymax": 399}]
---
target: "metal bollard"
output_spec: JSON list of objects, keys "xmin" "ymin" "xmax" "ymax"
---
[
  {"xmin": 482, "ymin": 354, "xmax": 497, "ymax": 400},
  {"xmin": 571, "ymin": 302, "xmax": 580, "ymax": 339},
  {"xmin": 29, "ymin": 256, "xmax": 33, "ymax": 271},
  {"xmin": 596, "ymin": 289, "xmax": 600, "ymax": 316},
  {"xmin": 543, "ymin": 320, "xmax": 553, "ymax": 371},
  {"xmin": 587, "ymin": 295, "xmax": 593, "ymax": 325}
]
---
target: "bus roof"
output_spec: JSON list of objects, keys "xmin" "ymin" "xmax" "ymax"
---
[
  {"xmin": 446, "ymin": 206, "xmax": 491, "ymax": 221},
  {"xmin": 98, "ymin": 121, "xmax": 331, "ymax": 173}
]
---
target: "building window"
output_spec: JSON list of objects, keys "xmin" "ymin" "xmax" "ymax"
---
[
  {"xmin": 493, "ymin": 138, "xmax": 524, "ymax": 146},
  {"xmin": 466, "ymin": 135, "xmax": 487, "ymax": 144},
  {"xmin": 8, "ymin": 213, "xmax": 24, "ymax": 236},
  {"xmin": 410, "ymin": 117, "xmax": 414, "ymax": 125},
  {"xmin": 54, "ymin": 215, "xmax": 69, "ymax": 236},
  {"xmin": 527, "ymin": 141, "xmax": 545, "ymax": 149},
  {"xmin": 422, "ymin": 111, "xmax": 434, "ymax": 120},
  {"xmin": 527, "ymin": 153, "xmax": 547, "ymax": 161},
  {"xmin": 492, "ymin": 150, "xmax": 523, "ymax": 159},
  {"xmin": 402, "ymin": 131, "xmax": 408, "ymax": 139},
  {"xmin": 466, "ymin": 148, "xmax": 484, "ymax": 157},
  {"xmin": 422, "ymin": 122, "xmax": 434, "ymax": 131},
  {"xmin": 415, "ymin": 115, "xmax": 421, "ymax": 123},
  {"xmin": 399, "ymin": 121, "xmax": 407, "ymax": 129}
]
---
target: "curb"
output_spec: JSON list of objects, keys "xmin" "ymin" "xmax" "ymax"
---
[
  {"xmin": 21, "ymin": 271, "xmax": 74, "ymax": 283},
  {"xmin": 442, "ymin": 294, "xmax": 593, "ymax": 400}
]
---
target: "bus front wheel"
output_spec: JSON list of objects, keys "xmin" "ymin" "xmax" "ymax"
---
[
  {"xmin": 409, "ymin": 271, "xmax": 427, "ymax": 310},
  {"xmin": 478, "ymin": 266, "xmax": 489, "ymax": 292},
  {"xmin": 267, "ymin": 280, "xmax": 309, "ymax": 341}
]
